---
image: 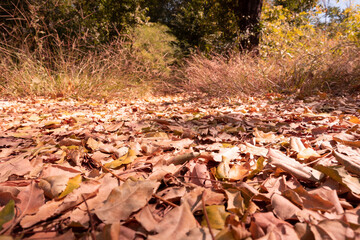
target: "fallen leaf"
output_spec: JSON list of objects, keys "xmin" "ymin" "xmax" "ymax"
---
[
  {"xmin": 86, "ymin": 137, "xmax": 100, "ymax": 151},
  {"xmin": 333, "ymin": 151, "xmax": 360, "ymax": 176},
  {"xmin": 148, "ymin": 203, "xmax": 199, "ymax": 240},
  {"xmin": 20, "ymin": 200, "xmax": 62, "ymax": 228},
  {"xmin": 100, "ymin": 223, "xmax": 136, "ymax": 240},
  {"xmin": 271, "ymin": 194, "xmax": 301, "ymax": 220},
  {"xmin": 249, "ymin": 212, "xmax": 299, "ymax": 240},
  {"xmin": 239, "ymin": 142, "xmax": 268, "ymax": 157},
  {"xmin": 38, "ymin": 175, "xmax": 70, "ymax": 199},
  {"xmin": 95, "ymin": 179, "xmax": 159, "ymax": 224},
  {"xmin": 201, "ymin": 205, "xmax": 230, "ymax": 230},
  {"xmin": 310, "ymin": 220, "xmax": 354, "ymax": 240},
  {"xmin": 0, "ymin": 200, "xmax": 14, "ymax": 230},
  {"xmin": 216, "ymin": 157, "xmax": 249, "ymax": 181},
  {"xmin": 0, "ymin": 155, "xmax": 32, "ymax": 182},
  {"xmin": 104, "ymin": 149, "xmax": 136, "ymax": 169},
  {"xmin": 17, "ymin": 181, "xmax": 44, "ymax": 216},
  {"xmin": 248, "ymin": 156, "xmax": 265, "ymax": 179},
  {"xmin": 267, "ymin": 149, "xmax": 324, "ymax": 182},
  {"xmin": 57, "ymin": 174, "xmax": 82, "ymax": 199},
  {"xmin": 225, "ymin": 189, "xmax": 245, "ymax": 215},
  {"xmin": 315, "ymin": 165, "xmax": 360, "ymax": 194}
]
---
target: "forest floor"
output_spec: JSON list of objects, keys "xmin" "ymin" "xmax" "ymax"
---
[{"xmin": 0, "ymin": 93, "xmax": 360, "ymax": 240}]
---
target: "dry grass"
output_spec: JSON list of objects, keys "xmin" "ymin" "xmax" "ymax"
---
[
  {"xmin": 182, "ymin": 39, "xmax": 360, "ymax": 97},
  {"xmin": 0, "ymin": 37, "xmax": 170, "ymax": 99}
]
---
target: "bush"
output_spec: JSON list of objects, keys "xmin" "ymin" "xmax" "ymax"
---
[
  {"xmin": 182, "ymin": 4, "xmax": 360, "ymax": 97},
  {"xmin": 0, "ymin": 23, "xmax": 179, "ymax": 99}
]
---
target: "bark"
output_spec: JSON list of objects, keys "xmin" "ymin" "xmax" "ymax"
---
[{"xmin": 235, "ymin": 0, "xmax": 264, "ymax": 52}]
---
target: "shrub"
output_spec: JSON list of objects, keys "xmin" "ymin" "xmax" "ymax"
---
[{"xmin": 0, "ymin": 23, "xmax": 179, "ymax": 98}]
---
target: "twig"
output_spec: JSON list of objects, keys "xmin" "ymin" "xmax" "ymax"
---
[
  {"xmin": 92, "ymin": 157, "xmax": 126, "ymax": 182},
  {"xmin": 20, "ymin": 192, "xmax": 98, "ymax": 236},
  {"xmin": 101, "ymin": 164, "xmax": 126, "ymax": 182},
  {"xmin": 117, "ymin": 164, "xmax": 152, "ymax": 176},
  {"xmin": 305, "ymin": 152, "xmax": 331, "ymax": 166},
  {"xmin": 152, "ymin": 194, "xmax": 178, "ymax": 208},
  {"xmin": 202, "ymin": 191, "xmax": 215, "ymax": 240},
  {"xmin": 81, "ymin": 194, "xmax": 96, "ymax": 240}
]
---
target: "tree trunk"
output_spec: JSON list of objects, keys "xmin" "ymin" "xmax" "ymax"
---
[{"xmin": 235, "ymin": 0, "xmax": 264, "ymax": 52}]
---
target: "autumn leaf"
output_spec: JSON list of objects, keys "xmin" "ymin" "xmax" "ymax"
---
[
  {"xmin": 310, "ymin": 220, "xmax": 355, "ymax": 240},
  {"xmin": 333, "ymin": 151, "xmax": 360, "ymax": 176},
  {"xmin": 95, "ymin": 179, "xmax": 160, "ymax": 223},
  {"xmin": 57, "ymin": 174, "xmax": 82, "ymax": 199},
  {"xmin": 148, "ymin": 203, "xmax": 199, "ymax": 240},
  {"xmin": 248, "ymin": 156, "xmax": 265, "ymax": 179},
  {"xmin": 0, "ymin": 200, "xmax": 14, "ymax": 230},
  {"xmin": 314, "ymin": 165, "xmax": 360, "ymax": 194},
  {"xmin": 201, "ymin": 205, "xmax": 230, "ymax": 230},
  {"xmin": 216, "ymin": 157, "xmax": 249, "ymax": 181},
  {"xmin": 267, "ymin": 149, "xmax": 324, "ymax": 182},
  {"xmin": 103, "ymin": 149, "xmax": 136, "ymax": 169}
]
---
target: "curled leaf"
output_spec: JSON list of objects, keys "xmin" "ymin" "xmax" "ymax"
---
[
  {"xmin": 267, "ymin": 149, "xmax": 324, "ymax": 182},
  {"xmin": 333, "ymin": 151, "xmax": 360, "ymax": 176}
]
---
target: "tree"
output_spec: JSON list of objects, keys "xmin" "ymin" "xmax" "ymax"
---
[
  {"xmin": 144, "ymin": 0, "xmax": 264, "ymax": 53},
  {"xmin": 274, "ymin": 0, "xmax": 317, "ymax": 12},
  {"xmin": 234, "ymin": 0, "xmax": 264, "ymax": 52}
]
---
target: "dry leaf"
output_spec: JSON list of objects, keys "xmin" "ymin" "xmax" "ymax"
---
[{"xmin": 95, "ymin": 179, "xmax": 159, "ymax": 224}]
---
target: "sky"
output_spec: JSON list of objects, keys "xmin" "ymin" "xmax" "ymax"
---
[{"xmin": 326, "ymin": 0, "xmax": 360, "ymax": 8}]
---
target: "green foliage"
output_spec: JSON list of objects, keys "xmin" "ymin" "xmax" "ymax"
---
[
  {"xmin": 260, "ymin": 3, "xmax": 317, "ymax": 57},
  {"xmin": 274, "ymin": 0, "xmax": 317, "ymax": 12},
  {"xmin": 130, "ymin": 23, "xmax": 179, "ymax": 76},
  {"xmin": 145, "ymin": 0, "xmax": 263, "ymax": 53},
  {"xmin": 0, "ymin": 0, "xmax": 147, "ymax": 50}
]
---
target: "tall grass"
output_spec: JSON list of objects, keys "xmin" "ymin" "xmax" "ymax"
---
[
  {"xmin": 1, "ymin": 2, "xmax": 359, "ymax": 99},
  {"xmin": 0, "ymin": 3, "xmax": 177, "ymax": 100},
  {"xmin": 183, "ymin": 39, "xmax": 360, "ymax": 97},
  {"xmin": 182, "ymin": 4, "xmax": 360, "ymax": 97},
  {"xmin": 0, "ymin": 33, "xmax": 177, "ymax": 99}
]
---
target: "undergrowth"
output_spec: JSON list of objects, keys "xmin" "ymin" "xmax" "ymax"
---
[{"xmin": 0, "ymin": 3, "xmax": 359, "ymax": 99}]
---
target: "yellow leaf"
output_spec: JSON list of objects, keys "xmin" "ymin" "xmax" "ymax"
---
[
  {"xmin": 86, "ymin": 137, "xmax": 100, "ymax": 151},
  {"xmin": 297, "ymin": 148, "xmax": 320, "ymax": 159},
  {"xmin": 201, "ymin": 205, "xmax": 230, "ymax": 230},
  {"xmin": 29, "ymin": 114, "xmax": 41, "ymax": 121},
  {"xmin": 58, "ymin": 174, "xmax": 82, "ymax": 199},
  {"xmin": 104, "ymin": 149, "xmax": 136, "ymax": 169},
  {"xmin": 144, "ymin": 132, "xmax": 168, "ymax": 138},
  {"xmin": 349, "ymin": 116, "xmax": 360, "ymax": 124}
]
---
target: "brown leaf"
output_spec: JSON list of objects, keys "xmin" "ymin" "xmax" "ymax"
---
[
  {"xmin": 17, "ymin": 181, "xmax": 44, "ymax": 216},
  {"xmin": 333, "ymin": 151, "xmax": 360, "ymax": 176},
  {"xmin": 0, "ymin": 154, "xmax": 32, "ymax": 182},
  {"xmin": 148, "ymin": 203, "xmax": 198, "ymax": 240},
  {"xmin": 310, "ymin": 220, "xmax": 355, "ymax": 240},
  {"xmin": 267, "ymin": 149, "xmax": 324, "ymax": 182},
  {"xmin": 186, "ymin": 162, "xmax": 212, "ymax": 187},
  {"xmin": 95, "ymin": 179, "xmax": 159, "ymax": 224},
  {"xmin": 250, "ymin": 212, "xmax": 299, "ymax": 240},
  {"xmin": 182, "ymin": 187, "xmax": 225, "ymax": 212},
  {"xmin": 20, "ymin": 200, "xmax": 62, "ymax": 228},
  {"xmin": 271, "ymin": 194, "xmax": 301, "ymax": 220},
  {"xmin": 100, "ymin": 223, "xmax": 136, "ymax": 240}
]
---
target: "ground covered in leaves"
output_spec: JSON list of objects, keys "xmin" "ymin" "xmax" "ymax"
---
[{"xmin": 0, "ymin": 93, "xmax": 360, "ymax": 240}]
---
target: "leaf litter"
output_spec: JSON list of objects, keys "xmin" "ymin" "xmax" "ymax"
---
[{"xmin": 0, "ymin": 94, "xmax": 359, "ymax": 239}]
